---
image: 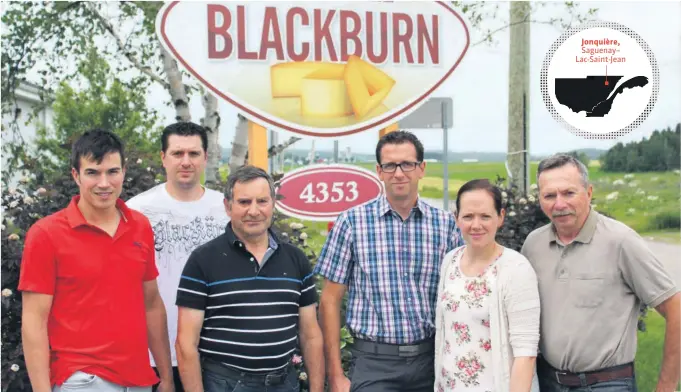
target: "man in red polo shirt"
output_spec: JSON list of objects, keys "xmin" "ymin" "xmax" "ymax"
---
[{"xmin": 19, "ymin": 129, "xmax": 174, "ymax": 392}]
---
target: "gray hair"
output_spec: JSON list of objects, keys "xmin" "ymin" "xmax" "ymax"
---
[
  {"xmin": 224, "ymin": 165, "xmax": 276, "ymax": 202},
  {"xmin": 536, "ymin": 154, "xmax": 590, "ymax": 189}
]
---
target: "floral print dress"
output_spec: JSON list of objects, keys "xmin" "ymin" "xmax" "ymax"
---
[{"xmin": 436, "ymin": 247, "xmax": 500, "ymax": 392}]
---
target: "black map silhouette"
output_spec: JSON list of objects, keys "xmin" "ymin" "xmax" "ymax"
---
[{"xmin": 555, "ymin": 75, "xmax": 649, "ymax": 117}]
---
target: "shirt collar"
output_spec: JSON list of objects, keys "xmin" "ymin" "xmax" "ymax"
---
[
  {"xmin": 548, "ymin": 207, "xmax": 597, "ymax": 244},
  {"xmin": 376, "ymin": 194, "xmax": 430, "ymax": 219},
  {"xmin": 224, "ymin": 221, "xmax": 280, "ymax": 250},
  {"xmin": 65, "ymin": 195, "xmax": 132, "ymax": 229}
]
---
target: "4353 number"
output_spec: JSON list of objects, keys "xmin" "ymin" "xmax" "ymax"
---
[{"xmin": 299, "ymin": 181, "xmax": 359, "ymax": 204}]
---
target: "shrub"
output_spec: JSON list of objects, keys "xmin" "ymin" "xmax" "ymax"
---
[{"xmin": 648, "ymin": 209, "xmax": 681, "ymax": 231}]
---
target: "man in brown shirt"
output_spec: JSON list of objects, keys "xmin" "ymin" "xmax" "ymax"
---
[{"xmin": 521, "ymin": 154, "xmax": 680, "ymax": 392}]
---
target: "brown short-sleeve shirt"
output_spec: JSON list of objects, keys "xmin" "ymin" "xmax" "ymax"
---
[{"xmin": 521, "ymin": 208, "xmax": 678, "ymax": 373}]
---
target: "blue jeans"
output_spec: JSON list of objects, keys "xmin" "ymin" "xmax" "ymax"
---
[
  {"xmin": 538, "ymin": 365, "xmax": 637, "ymax": 392},
  {"xmin": 202, "ymin": 367, "xmax": 300, "ymax": 392}
]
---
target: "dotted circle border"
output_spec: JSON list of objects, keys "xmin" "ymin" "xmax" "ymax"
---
[{"xmin": 540, "ymin": 21, "xmax": 660, "ymax": 140}]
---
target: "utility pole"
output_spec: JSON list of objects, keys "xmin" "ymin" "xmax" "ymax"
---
[
  {"xmin": 333, "ymin": 140, "xmax": 339, "ymax": 163},
  {"xmin": 507, "ymin": 1, "xmax": 531, "ymax": 194}
]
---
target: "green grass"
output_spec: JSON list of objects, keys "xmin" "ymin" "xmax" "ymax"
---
[
  {"xmin": 352, "ymin": 161, "xmax": 680, "ymax": 234},
  {"xmin": 636, "ymin": 311, "xmax": 680, "ymax": 392}
]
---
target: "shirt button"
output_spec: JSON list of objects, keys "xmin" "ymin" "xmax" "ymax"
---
[{"xmin": 250, "ymin": 257, "xmax": 254, "ymax": 262}]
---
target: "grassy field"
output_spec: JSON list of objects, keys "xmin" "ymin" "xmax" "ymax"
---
[
  {"xmin": 350, "ymin": 161, "xmax": 681, "ymax": 237},
  {"xmin": 636, "ymin": 311, "xmax": 680, "ymax": 392}
]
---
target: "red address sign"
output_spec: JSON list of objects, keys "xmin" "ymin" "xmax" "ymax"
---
[{"xmin": 276, "ymin": 164, "xmax": 384, "ymax": 221}]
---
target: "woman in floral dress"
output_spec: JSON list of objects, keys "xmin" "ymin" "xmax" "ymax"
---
[{"xmin": 434, "ymin": 179, "xmax": 540, "ymax": 392}]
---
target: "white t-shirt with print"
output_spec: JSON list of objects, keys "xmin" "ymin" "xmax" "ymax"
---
[{"xmin": 126, "ymin": 183, "xmax": 230, "ymax": 367}]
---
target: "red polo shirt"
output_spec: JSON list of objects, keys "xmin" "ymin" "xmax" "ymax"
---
[{"xmin": 18, "ymin": 196, "xmax": 160, "ymax": 387}]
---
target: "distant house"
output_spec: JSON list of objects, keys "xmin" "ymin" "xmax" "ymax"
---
[
  {"xmin": 462, "ymin": 158, "xmax": 479, "ymax": 163},
  {"xmin": 1, "ymin": 81, "xmax": 55, "ymax": 187}
]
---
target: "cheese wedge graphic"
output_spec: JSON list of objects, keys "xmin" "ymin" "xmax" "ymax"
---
[
  {"xmin": 344, "ymin": 55, "xmax": 396, "ymax": 119},
  {"xmin": 301, "ymin": 67, "xmax": 354, "ymax": 118},
  {"xmin": 271, "ymin": 62, "xmax": 345, "ymax": 98},
  {"xmin": 270, "ymin": 57, "xmax": 394, "ymax": 119}
]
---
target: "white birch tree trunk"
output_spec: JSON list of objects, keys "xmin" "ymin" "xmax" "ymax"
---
[
  {"xmin": 229, "ymin": 114, "xmax": 249, "ymax": 173},
  {"xmin": 201, "ymin": 92, "xmax": 221, "ymax": 186}
]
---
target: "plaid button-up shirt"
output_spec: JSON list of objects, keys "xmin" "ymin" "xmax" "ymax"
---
[{"xmin": 314, "ymin": 195, "xmax": 464, "ymax": 344}]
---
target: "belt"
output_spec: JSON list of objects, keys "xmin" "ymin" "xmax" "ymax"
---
[
  {"xmin": 351, "ymin": 337, "xmax": 435, "ymax": 358},
  {"xmin": 201, "ymin": 357, "xmax": 291, "ymax": 386},
  {"xmin": 538, "ymin": 356, "xmax": 634, "ymax": 387}
]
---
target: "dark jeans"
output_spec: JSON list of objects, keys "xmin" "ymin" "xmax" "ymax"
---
[
  {"xmin": 202, "ymin": 366, "xmax": 300, "ymax": 392},
  {"xmin": 537, "ymin": 362, "xmax": 637, "ymax": 392},
  {"xmin": 347, "ymin": 348, "xmax": 434, "ymax": 392},
  {"xmin": 152, "ymin": 366, "xmax": 184, "ymax": 392}
]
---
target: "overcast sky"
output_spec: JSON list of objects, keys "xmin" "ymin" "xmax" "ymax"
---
[{"xmin": 146, "ymin": 1, "xmax": 681, "ymax": 155}]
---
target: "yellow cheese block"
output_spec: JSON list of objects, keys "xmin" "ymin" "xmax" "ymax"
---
[
  {"xmin": 300, "ymin": 67, "xmax": 354, "ymax": 118},
  {"xmin": 344, "ymin": 55, "xmax": 396, "ymax": 119},
  {"xmin": 270, "ymin": 62, "xmax": 345, "ymax": 98}
]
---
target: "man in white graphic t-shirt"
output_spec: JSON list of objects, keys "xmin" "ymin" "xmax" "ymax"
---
[{"xmin": 127, "ymin": 122, "xmax": 230, "ymax": 392}]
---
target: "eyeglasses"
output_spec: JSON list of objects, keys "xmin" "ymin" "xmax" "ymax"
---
[{"xmin": 379, "ymin": 161, "xmax": 422, "ymax": 173}]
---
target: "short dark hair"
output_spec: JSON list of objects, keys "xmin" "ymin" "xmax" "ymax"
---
[
  {"xmin": 375, "ymin": 130, "xmax": 425, "ymax": 164},
  {"xmin": 537, "ymin": 153, "xmax": 589, "ymax": 189},
  {"xmin": 455, "ymin": 179, "xmax": 503, "ymax": 216},
  {"xmin": 161, "ymin": 122, "xmax": 208, "ymax": 153},
  {"xmin": 225, "ymin": 165, "xmax": 276, "ymax": 202},
  {"xmin": 70, "ymin": 129, "xmax": 125, "ymax": 172}
]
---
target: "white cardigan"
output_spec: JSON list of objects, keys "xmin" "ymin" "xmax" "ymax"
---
[{"xmin": 434, "ymin": 246, "xmax": 541, "ymax": 392}]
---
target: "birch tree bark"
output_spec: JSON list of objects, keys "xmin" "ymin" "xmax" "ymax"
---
[
  {"xmin": 229, "ymin": 114, "xmax": 249, "ymax": 173},
  {"xmin": 201, "ymin": 92, "xmax": 221, "ymax": 186},
  {"xmin": 160, "ymin": 46, "xmax": 191, "ymax": 122}
]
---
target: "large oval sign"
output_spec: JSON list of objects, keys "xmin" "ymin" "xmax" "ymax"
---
[
  {"xmin": 156, "ymin": 2, "xmax": 470, "ymax": 137},
  {"xmin": 276, "ymin": 164, "xmax": 383, "ymax": 221}
]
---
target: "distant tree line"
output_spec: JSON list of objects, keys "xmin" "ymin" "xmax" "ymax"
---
[{"xmin": 600, "ymin": 123, "xmax": 680, "ymax": 172}]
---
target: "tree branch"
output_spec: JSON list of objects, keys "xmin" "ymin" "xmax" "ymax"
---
[
  {"xmin": 472, "ymin": 18, "xmax": 562, "ymax": 47},
  {"xmin": 83, "ymin": 2, "xmax": 169, "ymax": 89}
]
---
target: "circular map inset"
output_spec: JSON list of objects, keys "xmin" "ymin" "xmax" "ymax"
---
[{"xmin": 541, "ymin": 21, "xmax": 659, "ymax": 140}]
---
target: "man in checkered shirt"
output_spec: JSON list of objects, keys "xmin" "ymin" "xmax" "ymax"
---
[{"xmin": 315, "ymin": 131, "xmax": 464, "ymax": 392}]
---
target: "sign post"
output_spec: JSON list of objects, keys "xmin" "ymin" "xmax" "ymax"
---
[{"xmin": 398, "ymin": 97, "xmax": 454, "ymax": 209}]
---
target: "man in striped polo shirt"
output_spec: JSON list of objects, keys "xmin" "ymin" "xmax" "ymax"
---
[
  {"xmin": 175, "ymin": 166, "xmax": 324, "ymax": 392},
  {"xmin": 316, "ymin": 131, "xmax": 464, "ymax": 392}
]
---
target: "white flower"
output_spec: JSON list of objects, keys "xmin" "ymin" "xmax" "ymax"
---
[
  {"xmin": 528, "ymin": 195, "xmax": 536, "ymax": 203},
  {"xmin": 8, "ymin": 188, "xmax": 16, "ymax": 195},
  {"xmin": 647, "ymin": 195, "xmax": 659, "ymax": 201},
  {"xmin": 623, "ymin": 173, "xmax": 634, "ymax": 179},
  {"xmin": 36, "ymin": 187, "xmax": 47, "ymax": 196},
  {"xmin": 136, "ymin": 158, "xmax": 143, "ymax": 164},
  {"xmin": 605, "ymin": 192, "xmax": 619, "ymax": 201},
  {"xmin": 23, "ymin": 196, "xmax": 34, "ymax": 205},
  {"xmin": 501, "ymin": 191, "xmax": 508, "ymax": 198},
  {"xmin": 298, "ymin": 371, "xmax": 308, "ymax": 381},
  {"xmin": 19, "ymin": 176, "xmax": 30, "ymax": 184},
  {"xmin": 612, "ymin": 179, "xmax": 625, "ymax": 186},
  {"xmin": 9, "ymin": 201, "xmax": 19, "ymax": 209},
  {"xmin": 1, "ymin": 224, "xmax": 5, "ymax": 231},
  {"xmin": 673, "ymin": 169, "xmax": 680, "ymax": 175},
  {"xmin": 155, "ymin": 179, "xmax": 161, "ymax": 184},
  {"xmin": 146, "ymin": 167, "xmax": 152, "ymax": 172},
  {"xmin": 628, "ymin": 181, "xmax": 638, "ymax": 188},
  {"xmin": 299, "ymin": 232, "xmax": 308, "ymax": 240},
  {"xmin": 508, "ymin": 211, "xmax": 516, "ymax": 217},
  {"xmin": 289, "ymin": 222, "xmax": 304, "ymax": 230},
  {"xmin": 8, "ymin": 233, "xmax": 19, "ymax": 241},
  {"xmin": 626, "ymin": 208, "xmax": 636, "ymax": 215},
  {"xmin": 635, "ymin": 189, "xmax": 646, "ymax": 195},
  {"xmin": 10, "ymin": 364, "xmax": 19, "ymax": 372},
  {"xmin": 2, "ymin": 289, "xmax": 12, "ymax": 297},
  {"xmin": 651, "ymin": 177, "xmax": 659, "ymax": 181},
  {"xmin": 518, "ymin": 198, "xmax": 527, "ymax": 205},
  {"xmin": 530, "ymin": 183, "xmax": 538, "ymax": 190}
]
